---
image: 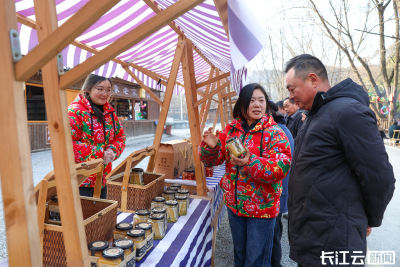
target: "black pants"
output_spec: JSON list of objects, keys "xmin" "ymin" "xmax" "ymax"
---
[
  {"xmin": 79, "ymin": 186, "xmax": 107, "ymax": 199},
  {"xmin": 271, "ymin": 213, "xmax": 283, "ymax": 267},
  {"xmin": 379, "ymin": 131, "xmax": 386, "ymax": 140}
]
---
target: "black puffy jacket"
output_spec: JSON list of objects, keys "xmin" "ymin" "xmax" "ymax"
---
[{"xmin": 288, "ymin": 78, "xmax": 395, "ymax": 266}]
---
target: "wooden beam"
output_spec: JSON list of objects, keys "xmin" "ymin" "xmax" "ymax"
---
[
  {"xmin": 33, "ymin": 0, "xmax": 89, "ymax": 266},
  {"xmin": 196, "ymin": 72, "xmax": 230, "ymax": 89},
  {"xmin": 213, "ymin": 106, "xmax": 220, "ymax": 130},
  {"xmin": 123, "ymin": 66, "xmax": 163, "ymax": 106},
  {"xmin": 197, "ymin": 89, "xmax": 218, "ymax": 102},
  {"xmin": 59, "ymin": 0, "xmax": 205, "ymax": 90},
  {"xmin": 194, "ymin": 81, "xmax": 230, "ymax": 108},
  {"xmin": 200, "ymin": 89, "xmax": 215, "ymax": 134},
  {"xmin": 222, "ymin": 91, "xmax": 236, "ymax": 99},
  {"xmin": 15, "ymin": 0, "xmax": 120, "ymax": 81},
  {"xmin": 37, "ymin": 179, "xmax": 48, "ymax": 262},
  {"xmin": 213, "ymin": 0, "xmax": 229, "ymax": 40},
  {"xmin": 216, "ymin": 69, "xmax": 225, "ymax": 129},
  {"xmin": 147, "ymin": 39, "xmax": 186, "ymax": 172},
  {"xmin": 0, "ymin": 1, "xmax": 41, "ymax": 266},
  {"xmin": 199, "ymin": 67, "xmax": 215, "ymax": 127}
]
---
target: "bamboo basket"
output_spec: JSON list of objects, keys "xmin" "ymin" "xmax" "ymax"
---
[{"xmin": 106, "ymin": 146, "xmax": 165, "ymax": 213}]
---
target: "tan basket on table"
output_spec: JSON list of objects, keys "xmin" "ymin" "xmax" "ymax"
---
[
  {"xmin": 106, "ymin": 146, "xmax": 165, "ymax": 213},
  {"xmin": 34, "ymin": 159, "xmax": 118, "ymax": 267}
]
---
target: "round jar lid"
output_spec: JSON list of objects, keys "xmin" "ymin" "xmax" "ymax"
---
[
  {"xmin": 135, "ymin": 222, "xmax": 153, "ymax": 230},
  {"xmin": 114, "ymin": 239, "xmax": 134, "ymax": 249},
  {"xmin": 88, "ymin": 240, "xmax": 109, "ymax": 251},
  {"xmin": 169, "ymin": 187, "xmax": 179, "ymax": 191},
  {"xmin": 226, "ymin": 136, "xmax": 239, "ymax": 143},
  {"xmin": 151, "ymin": 207, "xmax": 166, "ymax": 214},
  {"xmin": 115, "ymin": 222, "xmax": 133, "ymax": 230},
  {"xmin": 150, "ymin": 213, "xmax": 164, "ymax": 220},
  {"xmin": 183, "ymin": 169, "xmax": 194, "ymax": 173},
  {"xmin": 175, "ymin": 195, "xmax": 188, "ymax": 200},
  {"xmin": 171, "ymin": 183, "xmax": 181, "ymax": 188},
  {"xmin": 163, "ymin": 190, "xmax": 175, "ymax": 195},
  {"xmin": 152, "ymin": 197, "xmax": 166, "ymax": 202},
  {"xmin": 131, "ymin": 168, "xmax": 144, "ymax": 173},
  {"xmin": 165, "ymin": 200, "xmax": 178, "ymax": 206},
  {"xmin": 50, "ymin": 195, "xmax": 58, "ymax": 202},
  {"xmin": 127, "ymin": 229, "xmax": 145, "ymax": 237},
  {"xmin": 177, "ymin": 189, "xmax": 189, "ymax": 194},
  {"xmin": 102, "ymin": 248, "xmax": 124, "ymax": 259},
  {"xmin": 135, "ymin": 209, "xmax": 150, "ymax": 216}
]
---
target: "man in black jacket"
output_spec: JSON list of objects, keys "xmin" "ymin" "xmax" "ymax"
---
[
  {"xmin": 284, "ymin": 98, "xmax": 303, "ymax": 139},
  {"xmin": 285, "ymin": 54, "xmax": 395, "ymax": 267}
]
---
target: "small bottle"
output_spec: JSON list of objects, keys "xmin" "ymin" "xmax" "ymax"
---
[
  {"xmin": 133, "ymin": 209, "xmax": 150, "ymax": 226},
  {"xmin": 182, "ymin": 169, "xmax": 195, "ymax": 180},
  {"xmin": 113, "ymin": 222, "xmax": 133, "ymax": 240},
  {"xmin": 129, "ymin": 168, "xmax": 144, "ymax": 185},
  {"xmin": 114, "ymin": 239, "xmax": 135, "ymax": 265},
  {"xmin": 165, "ymin": 200, "xmax": 179, "ymax": 223},
  {"xmin": 152, "ymin": 207, "xmax": 168, "ymax": 231},
  {"xmin": 205, "ymin": 166, "xmax": 214, "ymax": 177},
  {"xmin": 177, "ymin": 189, "xmax": 190, "ymax": 208},
  {"xmin": 135, "ymin": 222, "xmax": 153, "ymax": 238},
  {"xmin": 46, "ymin": 195, "xmax": 61, "ymax": 225},
  {"xmin": 98, "ymin": 248, "xmax": 124, "ymax": 266},
  {"xmin": 162, "ymin": 189, "xmax": 175, "ymax": 201},
  {"xmin": 226, "ymin": 136, "xmax": 246, "ymax": 157},
  {"xmin": 88, "ymin": 240, "xmax": 109, "ymax": 257},
  {"xmin": 151, "ymin": 197, "xmax": 166, "ymax": 209},
  {"xmin": 148, "ymin": 213, "xmax": 165, "ymax": 240},
  {"xmin": 126, "ymin": 229, "xmax": 145, "ymax": 244},
  {"xmin": 175, "ymin": 195, "xmax": 188, "ymax": 216}
]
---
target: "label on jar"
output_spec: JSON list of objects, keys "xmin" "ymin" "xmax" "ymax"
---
[
  {"xmin": 124, "ymin": 249, "xmax": 136, "ymax": 267},
  {"xmin": 89, "ymin": 256, "xmax": 99, "ymax": 267},
  {"xmin": 113, "ymin": 234, "xmax": 126, "ymax": 240},
  {"xmin": 146, "ymin": 233, "xmax": 154, "ymax": 252}
]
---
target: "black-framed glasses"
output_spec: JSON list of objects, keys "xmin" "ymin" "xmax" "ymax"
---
[{"xmin": 95, "ymin": 87, "xmax": 114, "ymax": 95}]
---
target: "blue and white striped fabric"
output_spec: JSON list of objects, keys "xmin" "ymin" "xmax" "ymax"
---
[{"xmin": 117, "ymin": 198, "xmax": 212, "ymax": 267}]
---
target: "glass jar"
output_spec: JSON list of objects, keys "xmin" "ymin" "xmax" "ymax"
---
[
  {"xmin": 205, "ymin": 166, "xmax": 214, "ymax": 177},
  {"xmin": 126, "ymin": 229, "xmax": 145, "ymax": 244},
  {"xmin": 170, "ymin": 183, "xmax": 182, "ymax": 190},
  {"xmin": 152, "ymin": 207, "xmax": 168, "ymax": 231},
  {"xmin": 175, "ymin": 195, "xmax": 188, "ymax": 216},
  {"xmin": 226, "ymin": 136, "xmax": 246, "ymax": 157},
  {"xmin": 165, "ymin": 200, "xmax": 179, "ymax": 223},
  {"xmin": 46, "ymin": 195, "xmax": 61, "ymax": 225},
  {"xmin": 162, "ymin": 189, "xmax": 175, "ymax": 201},
  {"xmin": 114, "ymin": 239, "xmax": 135, "ymax": 261},
  {"xmin": 98, "ymin": 248, "xmax": 124, "ymax": 266},
  {"xmin": 148, "ymin": 213, "xmax": 165, "ymax": 240},
  {"xmin": 129, "ymin": 168, "xmax": 144, "ymax": 185},
  {"xmin": 182, "ymin": 169, "xmax": 195, "ymax": 180},
  {"xmin": 88, "ymin": 240, "xmax": 109, "ymax": 257},
  {"xmin": 133, "ymin": 209, "xmax": 150, "ymax": 226},
  {"xmin": 151, "ymin": 197, "xmax": 166, "ymax": 209},
  {"xmin": 135, "ymin": 222, "xmax": 153, "ymax": 238},
  {"xmin": 113, "ymin": 222, "xmax": 133, "ymax": 240},
  {"xmin": 177, "ymin": 189, "xmax": 190, "ymax": 208}
]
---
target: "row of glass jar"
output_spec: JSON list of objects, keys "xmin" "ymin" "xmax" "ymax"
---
[
  {"xmin": 182, "ymin": 166, "xmax": 214, "ymax": 180},
  {"xmin": 88, "ymin": 239, "xmax": 136, "ymax": 266}
]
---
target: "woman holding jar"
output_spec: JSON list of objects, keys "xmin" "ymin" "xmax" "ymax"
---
[
  {"xmin": 199, "ymin": 83, "xmax": 291, "ymax": 267},
  {"xmin": 68, "ymin": 74, "xmax": 126, "ymax": 199}
]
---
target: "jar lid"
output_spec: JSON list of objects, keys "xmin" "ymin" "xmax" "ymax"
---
[
  {"xmin": 151, "ymin": 207, "xmax": 166, "ymax": 213},
  {"xmin": 171, "ymin": 183, "xmax": 181, "ymax": 188},
  {"xmin": 226, "ymin": 136, "xmax": 239, "ymax": 143},
  {"xmin": 50, "ymin": 195, "xmax": 58, "ymax": 202},
  {"xmin": 102, "ymin": 248, "xmax": 124, "ymax": 259},
  {"xmin": 150, "ymin": 213, "xmax": 164, "ymax": 220},
  {"xmin": 163, "ymin": 190, "xmax": 175, "ymax": 195},
  {"xmin": 177, "ymin": 189, "xmax": 189, "ymax": 194},
  {"xmin": 169, "ymin": 186, "xmax": 179, "ymax": 191},
  {"xmin": 135, "ymin": 222, "xmax": 153, "ymax": 231},
  {"xmin": 175, "ymin": 195, "xmax": 188, "ymax": 200},
  {"xmin": 183, "ymin": 169, "xmax": 194, "ymax": 173},
  {"xmin": 165, "ymin": 200, "xmax": 178, "ymax": 206},
  {"xmin": 88, "ymin": 240, "xmax": 109, "ymax": 251},
  {"xmin": 132, "ymin": 168, "xmax": 144, "ymax": 173},
  {"xmin": 127, "ymin": 229, "xmax": 145, "ymax": 237},
  {"xmin": 115, "ymin": 222, "xmax": 133, "ymax": 230},
  {"xmin": 135, "ymin": 209, "xmax": 150, "ymax": 216},
  {"xmin": 114, "ymin": 239, "xmax": 134, "ymax": 249},
  {"xmin": 152, "ymin": 197, "xmax": 166, "ymax": 202}
]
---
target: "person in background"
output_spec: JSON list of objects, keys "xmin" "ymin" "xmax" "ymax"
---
[
  {"xmin": 377, "ymin": 120, "xmax": 387, "ymax": 140},
  {"xmin": 68, "ymin": 74, "xmax": 126, "ymax": 199},
  {"xmin": 283, "ymin": 98, "xmax": 303, "ymax": 139},
  {"xmin": 269, "ymin": 101, "xmax": 294, "ymax": 267},
  {"xmin": 389, "ymin": 120, "xmax": 400, "ymax": 142},
  {"xmin": 276, "ymin": 100, "xmax": 287, "ymax": 119},
  {"xmin": 285, "ymin": 54, "xmax": 395, "ymax": 267},
  {"xmin": 199, "ymin": 83, "xmax": 291, "ymax": 267}
]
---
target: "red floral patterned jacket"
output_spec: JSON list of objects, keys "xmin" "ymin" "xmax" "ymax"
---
[
  {"xmin": 68, "ymin": 94, "xmax": 126, "ymax": 188},
  {"xmin": 199, "ymin": 115, "xmax": 291, "ymax": 218}
]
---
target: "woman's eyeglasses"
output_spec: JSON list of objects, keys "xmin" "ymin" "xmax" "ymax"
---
[{"xmin": 95, "ymin": 88, "xmax": 114, "ymax": 95}]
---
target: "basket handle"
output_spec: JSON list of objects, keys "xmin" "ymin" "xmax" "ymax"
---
[
  {"xmin": 93, "ymin": 164, "xmax": 104, "ymax": 199},
  {"xmin": 121, "ymin": 157, "xmax": 133, "ymax": 212}
]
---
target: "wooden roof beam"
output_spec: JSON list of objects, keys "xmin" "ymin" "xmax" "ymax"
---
[
  {"xmin": 222, "ymin": 91, "xmax": 236, "ymax": 99},
  {"xmin": 213, "ymin": 0, "xmax": 229, "ymax": 40},
  {"xmin": 196, "ymin": 72, "xmax": 230, "ymax": 89},
  {"xmin": 194, "ymin": 80, "xmax": 230, "ymax": 107}
]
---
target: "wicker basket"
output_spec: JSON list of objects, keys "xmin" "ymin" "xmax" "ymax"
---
[{"xmin": 106, "ymin": 146, "xmax": 165, "ymax": 213}]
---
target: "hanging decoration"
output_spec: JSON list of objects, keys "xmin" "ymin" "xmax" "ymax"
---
[{"xmin": 380, "ymin": 106, "xmax": 390, "ymax": 115}]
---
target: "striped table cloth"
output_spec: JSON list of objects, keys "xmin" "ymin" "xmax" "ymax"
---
[{"xmin": 118, "ymin": 198, "xmax": 212, "ymax": 267}]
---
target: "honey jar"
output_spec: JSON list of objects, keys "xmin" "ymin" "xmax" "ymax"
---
[
  {"xmin": 162, "ymin": 189, "xmax": 175, "ymax": 201},
  {"xmin": 114, "ymin": 239, "xmax": 135, "ymax": 265},
  {"xmin": 135, "ymin": 222, "xmax": 153, "ymax": 238},
  {"xmin": 226, "ymin": 136, "xmax": 246, "ymax": 157},
  {"xmin": 165, "ymin": 200, "xmax": 179, "ymax": 223},
  {"xmin": 170, "ymin": 183, "xmax": 181, "ymax": 190},
  {"xmin": 182, "ymin": 169, "xmax": 195, "ymax": 180},
  {"xmin": 46, "ymin": 195, "xmax": 61, "ymax": 225},
  {"xmin": 129, "ymin": 168, "xmax": 144, "ymax": 185},
  {"xmin": 205, "ymin": 166, "xmax": 214, "ymax": 177},
  {"xmin": 151, "ymin": 197, "xmax": 166, "ymax": 209},
  {"xmin": 113, "ymin": 222, "xmax": 133, "ymax": 240},
  {"xmin": 98, "ymin": 248, "xmax": 124, "ymax": 266},
  {"xmin": 177, "ymin": 189, "xmax": 190, "ymax": 208},
  {"xmin": 133, "ymin": 209, "xmax": 150, "ymax": 226},
  {"xmin": 88, "ymin": 240, "xmax": 109, "ymax": 257},
  {"xmin": 148, "ymin": 213, "xmax": 165, "ymax": 240},
  {"xmin": 152, "ymin": 207, "xmax": 168, "ymax": 230},
  {"xmin": 126, "ymin": 229, "xmax": 145, "ymax": 243},
  {"xmin": 175, "ymin": 195, "xmax": 188, "ymax": 216}
]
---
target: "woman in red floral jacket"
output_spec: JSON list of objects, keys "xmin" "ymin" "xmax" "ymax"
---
[
  {"xmin": 68, "ymin": 74, "xmax": 126, "ymax": 199},
  {"xmin": 199, "ymin": 83, "xmax": 291, "ymax": 267}
]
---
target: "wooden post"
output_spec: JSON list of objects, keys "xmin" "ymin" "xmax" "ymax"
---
[
  {"xmin": 147, "ymin": 38, "xmax": 186, "ymax": 172},
  {"xmin": 33, "ymin": 0, "xmax": 90, "ymax": 266},
  {"xmin": 0, "ymin": 1, "xmax": 41, "ymax": 266},
  {"xmin": 216, "ymin": 69, "xmax": 225, "ymax": 129},
  {"xmin": 200, "ymin": 82, "xmax": 216, "ymax": 134},
  {"xmin": 213, "ymin": 106, "xmax": 220, "ymax": 130},
  {"xmin": 199, "ymin": 68, "xmax": 215, "ymax": 125},
  {"xmin": 223, "ymin": 85, "xmax": 229, "ymax": 126}
]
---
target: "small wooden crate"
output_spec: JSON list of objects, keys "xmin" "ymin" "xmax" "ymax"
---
[{"xmin": 106, "ymin": 146, "xmax": 165, "ymax": 213}]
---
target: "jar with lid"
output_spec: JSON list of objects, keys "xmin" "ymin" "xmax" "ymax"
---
[
  {"xmin": 151, "ymin": 197, "xmax": 165, "ymax": 209},
  {"xmin": 129, "ymin": 168, "xmax": 144, "ymax": 185},
  {"xmin": 175, "ymin": 195, "xmax": 188, "ymax": 216},
  {"xmin": 177, "ymin": 189, "xmax": 190, "ymax": 208},
  {"xmin": 135, "ymin": 222, "xmax": 153, "ymax": 238},
  {"xmin": 98, "ymin": 247, "xmax": 124, "ymax": 266},
  {"xmin": 88, "ymin": 240, "xmax": 109, "ymax": 257},
  {"xmin": 133, "ymin": 209, "xmax": 150, "ymax": 226},
  {"xmin": 126, "ymin": 229, "xmax": 145, "ymax": 244},
  {"xmin": 113, "ymin": 222, "xmax": 133, "ymax": 240},
  {"xmin": 226, "ymin": 136, "xmax": 246, "ymax": 158},
  {"xmin": 152, "ymin": 207, "xmax": 168, "ymax": 230},
  {"xmin": 114, "ymin": 239, "xmax": 135, "ymax": 265},
  {"xmin": 182, "ymin": 169, "xmax": 195, "ymax": 180},
  {"xmin": 170, "ymin": 183, "xmax": 182, "ymax": 190},
  {"xmin": 169, "ymin": 186, "xmax": 179, "ymax": 196},
  {"xmin": 46, "ymin": 195, "xmax": 61, "ymax": 225},
  {"xmin": 165, "ymin": 200, "xmax": 179, "ymax": 223},
  {"xmin": 148, "ymin": 213, "xmax": 165, "ymax": 240},
  {"xmin": 205, "ymin": 166, "xmax": 214, "ymax": 177},
  {"xmin": 162, "ymin": 189, "xmax": 175, "ymax": 201}
]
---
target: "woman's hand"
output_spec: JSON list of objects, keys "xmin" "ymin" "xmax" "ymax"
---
[
  {"xmin": 103, "ymin": 148, "xmax": 116, "ymax": 165},
  {"xmin": 230, "ymin": 148, "xmax": 251, "ymax": 166},
  {"xmin": 202, "ymin": 127, "xmax": 219, "ymax": 149}
]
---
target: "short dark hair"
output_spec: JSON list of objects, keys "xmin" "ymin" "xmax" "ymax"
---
[
  {"xmin": 394, "ymin": 121, "xmax": 399, "ymax": 125},
  {"xmin": 284, "ymin": 54, "xmax": 328, "ymax": 81},
  {"xmin": 284, "ymin": 97, "xmax": 295, "ymax": 105},
  {"xmin": 276, "ymin": 100, "xmax": 284, "ymax": 109},
  {"xmin": 233, "ymin": 83, "xmax": 270, "ymax": 120}
]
